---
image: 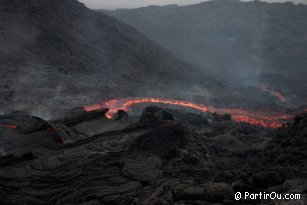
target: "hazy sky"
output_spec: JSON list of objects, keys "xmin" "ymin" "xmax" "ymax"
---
[{"xmin": 78, "ymin": 0, "xmax": 307, "ymax": 9}]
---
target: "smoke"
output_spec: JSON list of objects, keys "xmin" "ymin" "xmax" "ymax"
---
[
  {"xmin": 1, "ymin": 0, "xmax": 305, "ymax": 121},
  {"xmin": 78, "ymin": 0, "xmax": 306, "ymax": 9}
]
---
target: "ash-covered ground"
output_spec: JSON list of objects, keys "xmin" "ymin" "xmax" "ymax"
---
[{"xmin": 0, "ymin": 106, "xmax": 306, "ymax": 205}]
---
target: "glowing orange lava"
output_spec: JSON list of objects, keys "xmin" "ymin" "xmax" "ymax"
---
[
  {"xmin": 84, "ymin": 97, "xmax": 293, "ymax": 129},
  {"xmin": 259, "ymin": 85, "xmax": 287, "ymax": 102},
  {"xmin": 231, "ymin": 115, "xmax": 282, "ymax": 128},
  {"xmin": 208, "ymin": 107, "xmax": 291, "ymax": 128},
  {"xmin": 260, "ymin": 84, "xmax": 268, "ymax": 92},
  {"xmin": 272, "ymin": 91, "xmax": 287, "ymax": 102},
  {"xmin": 0, "ymin": 123, "xmax": 17, "ymax": 129},
  {"xmin": 85, "ymin": 98, "xmax": 208, "ymax": 119}
]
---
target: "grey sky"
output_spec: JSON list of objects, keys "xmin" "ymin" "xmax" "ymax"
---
[{"xmin": 78, "ymin": 0, "xmax": 307, "ymax": 10}]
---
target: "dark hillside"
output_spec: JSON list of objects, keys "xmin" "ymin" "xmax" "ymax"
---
[
  {"xmin": 105, "ymin": 0, "xmax": 307, "ymax": 104},
  {"xmin": 0, "ymin": 0, "xmax": 218, "ymax": 117}
]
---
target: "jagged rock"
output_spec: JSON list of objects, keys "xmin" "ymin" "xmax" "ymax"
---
[
  {"xmin": 232, "ymin": 180, "xmax": 252, "ymax": 193},
  {"xmin": 176, "ymin": 149, "xmax": 199, "ymax": 164},
  {"xmin": 293, "ymin": 112, "xmax": 307, "ymax": 126},
  {"xmin": 223, "ymin": 199, "xmax": 236, "ymax": 205},
  {"xmin": 116, "ymin": 110, "xmax": 128, "ymax": 121},
  {"xmin": 251, "ymin": 171, "xmax": 285, "ymax": 189},
  {"xmin": 152, "ymin": 198, "xmax": 169, "ymax": 205},
  {"xmin": 173, "ymin": 186, "xmax": 205, "ymax": 201},
  {"xmin": 0, "ymin": 104, "xmax": 306, "ymax": 205},
  {"xmin": 133, "ymin": 123, "xmax": 186, "ymax": 159},
  {"xmin": 122, "ymin": 153, "xmax": 162, "ymax": 183},
  {"xmin": 59, "ymin": 108, "xmax": 109, "ymax": 127},
  {"xmin": 283, "ymin": 178, "xmax": 307, "ymax": 193},
  {"xmin": 299, "ymin": 118, "xmax": 307, "ymax": 128},
  {"xmin": 51, "ymin": 124, "xmax": 80, "ymax": 144},
  {"xmin": 175, "ymin": 200, "xmax": 210, "ymax": 205},
  {"xmin": 140, "ymin": 106, "xmax": 175, "ymax": 124},
  {"xmin": 0, "ymin": 111, "xmax": 52, "ymax": 133},
  {"xmin": 203, "ymin": 182, "xmax": 233, "ymax": 203},
  {"xmin": 264, "ymin": 114, "xmax": 307, "ymax": 166},
  {"xmin": 213, "ymin": 113, "xmax": 232, "ymax": 122},
  {"xmin": 0, "ymin": 152, "xmax": 35, "ymax": 167}
]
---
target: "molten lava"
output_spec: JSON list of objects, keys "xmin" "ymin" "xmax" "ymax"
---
[
  {"xmin": 208, "ymin": 107, "xmax": 291, "ymax": 128},
  {"xmin": 259, "ymin": 85, "xmax": 287, "ymax": 102},
  {"xmin": 85, "ymin": 98, "xmax": 208, "ymax": 119},
  {"xmin": 0, "ymin": 123, "xmax": 17, "ymax": 129},
  {"xmin": 272, "ymin": 91, "xmax": 286, "ymax": 102},
  {"xmin": 84, "ymin": 97, "xmax": 293, "ymax": 129}
]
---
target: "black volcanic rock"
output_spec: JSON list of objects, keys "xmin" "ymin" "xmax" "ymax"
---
[
  {"xmin": 115, "ymin": 109, "xmax": 128, "ymax": 121},
  {"xmin": 140, "ymin": 106, "xmax": 175, "ymax": 124},
  {"xmin": 251, "ymin": 170, "xmax": 285, "ymax": 189},
  {"xmin": 133, "ymin": 123, "xmax": 185, "ymax": 159},
  {"xmin": 60, "ymin": 108, "xmax": 109, "ymax": 127},
  {"xmin": 263, "ymin": 111, "xmax": 307, "ymax": 166},
  {"xmin": 0, "ymin": 107, "xmax": 307, "ymax": 204}
]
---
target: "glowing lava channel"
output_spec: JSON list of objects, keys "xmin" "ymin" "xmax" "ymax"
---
[
  {"xmin": 85, "ymin": 98, "xmax": 208, "ymax": 119},
  {"xmin": 209, "ymin": 107, "xmax": 291, "ymax": 128},
  {"xmin": 272, "ymin": 91, "xmax": 286, "ymax": 102},
  {"xmin": 0, "ymin": 123, "xmax": 17, "ymax": 129},
  {"xmin": 260, "ymin": 85, "xmax": 287, "ymax": 102},
  {"xmin": 84, "ymin": 97, "xmax": 293, "ymax": 128}
]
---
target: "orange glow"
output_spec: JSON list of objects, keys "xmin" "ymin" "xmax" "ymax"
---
[
  {"xmin": 84, "ymin": 97, "xmax": 293, "ymax": 129},
  {"xmin": 260, "ymin": 84, "xmax": 268, "ymax": 92},
  {"xmin": 85, "ymin": 98, "xmax": 208, "ymax": 120},
  {"xmin": 272, "ymin": 91, "xmax": 286, "ymax": 102},
  {"xmin": 259, "ymin": 85, "xmax": 287, "ymax": 102},
  {"xmin": 231, "ymin": 115, "xmax": 282, "ymax": 128},
  {"xmin": 0, "ymin": 123, "xmax": 17, "ymax": 129},
  {"xmin": 105, "ymin": 113, "xmax": 113, "ymax": 119},
  {"xmin": 208, "ymin": 107, "xmax": 291, "ymax": 128}
]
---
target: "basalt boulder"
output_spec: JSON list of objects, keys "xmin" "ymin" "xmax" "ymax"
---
[{"xmin": 140, "ymin": 106, "xmax": 175, "ymax": 124}]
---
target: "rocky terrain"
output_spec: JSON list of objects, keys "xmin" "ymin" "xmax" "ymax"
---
[
  {"xmin": 0, "ymin": 106, "xmax": 306, "ymax": 204},
  {"xmin": 104, "ymin": 0, "xmax": 307, "ymax": 106},
  {"xmin": 1, "ymin": 1, "xmax": 306, "ymax": 204}
]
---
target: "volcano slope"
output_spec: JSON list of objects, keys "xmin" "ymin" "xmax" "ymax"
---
[
  {"xmin": 104, "ymin": 0, "xmax": 307, "ymax": 107},
  {"xmin": 1, "ymin": 0, "xmax": 300, "ymax": 121},
  {"xmin": 0, "ymin": 106, "xmax": 306, "ymax": 204},
  {"xmin": 0, "ymin": 0, "xmax": 224, "ymax": 118}
]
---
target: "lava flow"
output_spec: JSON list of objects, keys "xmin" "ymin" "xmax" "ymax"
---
[
  {"xmin": 209, "ymin": 107, "xmax": 292, "ymax": 128},
  {"xmin": 84, "ymin": 97, "xmax": 293, "ymax": 128},
  {"xmin": 0, "ymin": 123, "xmax": 17, "ymax": 129},
  {"xmin": 85, "ymin": 98, "xmax": 208, "ymax": 119},
  {"xmin": 272, "ymin": 91, "xmax": 287, "ymax": 102},
  {"xmin": 260, "ymin": 85, "xmax": 287, "ymax": 102}
]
